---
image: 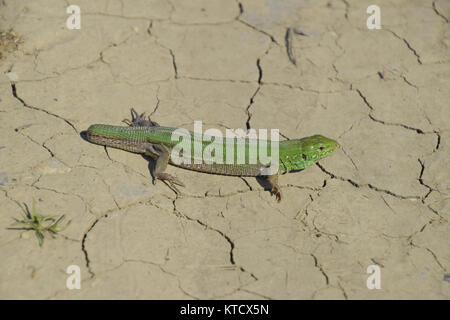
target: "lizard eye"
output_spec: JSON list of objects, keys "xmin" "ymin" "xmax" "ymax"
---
[
  {"xmin": 302, "ymin": 154, "xmax": 307, "ymax": 160},
  {"xmin": 319, "ymin": 146, "xmax": 325, "ymax": 151}
]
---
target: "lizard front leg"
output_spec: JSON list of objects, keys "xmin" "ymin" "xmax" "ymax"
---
[
  {"xmin": 145, "ymin": 143, "xmax": 185, "ymax": 194},
  {"xmin": 267, "ymin": 174, "xmax": 282, "ymax": 202}
]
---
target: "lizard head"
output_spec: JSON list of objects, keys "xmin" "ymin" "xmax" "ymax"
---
[{"xmin": 299, "ymin": 135, "xmax": 339, "ymax": 163}]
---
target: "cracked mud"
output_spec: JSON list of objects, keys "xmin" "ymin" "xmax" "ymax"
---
[{"xmin": 0, "ymin": 0, "xmax": 449, "ymax": 299}]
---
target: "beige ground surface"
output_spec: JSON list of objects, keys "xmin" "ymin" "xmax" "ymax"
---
[{"xmin": 0, "ymin": 0, "xmax": 448, "ymax": 299}]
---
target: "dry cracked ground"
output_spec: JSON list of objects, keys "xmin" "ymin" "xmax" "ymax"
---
[{"xmin": 0, "ymin": 0, "xmax": 449, "ymax": 299}]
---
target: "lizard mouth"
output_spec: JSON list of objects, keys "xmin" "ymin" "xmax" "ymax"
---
[
  {"xmin": 330, "ymin": 139, "xmax": 340, "ymax": 150},
  {"xmin": 317, "ymin": 136, "xmax": 339, "ymax": 154}
]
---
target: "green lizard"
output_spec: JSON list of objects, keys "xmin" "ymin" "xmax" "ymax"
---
[{"xmin": 86, "ymin": 109, "xmax": 339, "ymax": 201}]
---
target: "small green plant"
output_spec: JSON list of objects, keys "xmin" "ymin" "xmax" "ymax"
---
[{"xmin": 10, "ymin": 199, "xmax": 71, "ymax": 246}]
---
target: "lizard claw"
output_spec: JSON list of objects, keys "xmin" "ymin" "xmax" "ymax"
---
[
  {"xmin": 155, "ymin": 173, "xmax": 185, "ymax": 194},
  {"xmin": 266, "ymin": 174, "xmax": 281, "ymax": 202},
  {"xmin": 271, "ymin": 186, "xmax": 282, "ymax": 202},
  {"xmin": 123, "ymin": 108, "xmax": 159, "ymax": 127}
]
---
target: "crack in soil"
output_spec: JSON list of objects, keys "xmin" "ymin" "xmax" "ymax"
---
[
  {"xmin": 172, "ymin": 198, "xmax": 258, "ymax": 281},
  {"xmin": 81, "ymin": 219, "xmax": 98, "ymax": 278},
  {"xmin": 316, "ymin": 163, "xmax": 422, "ymax": 200},
  {"xmin": 432, "ymin": 1, "xmax": 449, "ymax": 23},
  {"xmin": 386, "ymin": 29, "xmax": 422, "ymax": 65},
  {"xmin": 356, "ymin": 88, "xmax": 427, "ymax": 134},
  {"xmin": 11, "ymin": 83, "xmax": 78, "ymax": 133},
  {"xmin": 418, "ymin": 158, "xmax": 434, "ymax": 203},
  {"xmin": 311, "ymin": 253, "xmax": 330, "ymax": 285}
]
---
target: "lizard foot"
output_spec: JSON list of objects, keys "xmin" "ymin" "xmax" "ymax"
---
[
  {"xmin": 123, "ymin": 108, "xmax": 159, "ymax": 127},
  {"xmin": 267, "ymin": 174, "xmax": 281, "ymax": 202},
  {"xmin": 271, "ymin": 186, "xmax": 282, "ymax": 202},
  {"xmin": 154, "ymin": 173, "xmax": 185, "ymax": 194}
]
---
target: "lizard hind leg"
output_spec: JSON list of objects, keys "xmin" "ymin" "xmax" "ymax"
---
[
  {"xmin": 123, "ymin": 108, "xmax": 160, "ymax": 127},
  {"xmin": 145, "ymin": 143, "xmax": 185, "ymax": 194},
  {"xmin": 267, "ymin": 174, "xmax": 282, "ymax": 202}
]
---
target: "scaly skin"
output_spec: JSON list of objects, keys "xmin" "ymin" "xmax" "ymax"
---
[{"xmin": 85, "ymin": 110, "xmax": 339, "ymax": 201}]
